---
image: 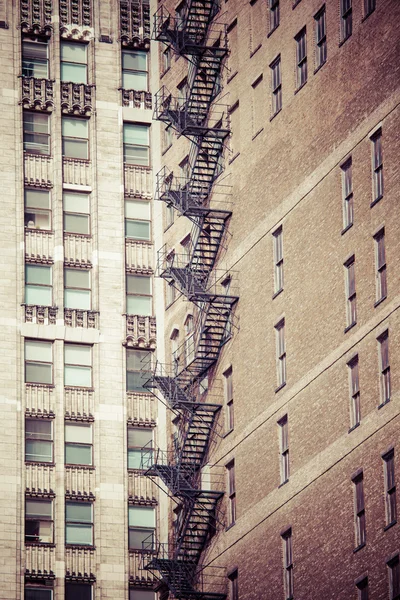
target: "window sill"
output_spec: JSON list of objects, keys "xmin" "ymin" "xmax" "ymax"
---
[
  {"xmin": 344, "ymin": 322, "xmax": 356, "ymax": 334},
  {"xmin": 66, "ymin": 544, "xmax": 95, "ymax": 550},
  {"xmin": 339, "ymin": 35, "xmax": 352, "ymax": 48},
  {"xmin": 225, "ymin": 522, "xmax": 235, "ymax": 532},
  {"xmin": 362, "ymin": 8, "xmax": 375, "ymax": 22},
  {"xmin": 278, "ymin": 479, "xmax": 289, "ymax": 489},
  {"xmin": 252, "ymin": 127, "xmax": 264, "ymax": 141},
  {"xmin": 162, "ymin": 143, "xmax": 173, "ymax": 156},
  {"xmin": 294, "ymin": 81, "xmax": 307, "ymax": 95},
  {"xmin": 24, "ymin": 227, "xmax": 54, "ymax": 234},
  {"xmin": 25, "ymin": 461, "xmax": 55, "ymax": 467},
  {"xmin": 374, "ymin": 296, "xmax": 387, "ymax": 308},
  {"xmin": 314, "ymin": 60, "xmax": 326, "ymax": 75},
  {"xmin": 341, "ymin": 222, "xmax": 353, "ymax": 235},
  {"xmin": 267, "ymin": 25, "xmax": 279, "ymax": 38},
  {"xmin": 370, "ymin": 195, "xmax": 383, "ymax": 208},
  {"xmin": 275, "ymin": 382, "xmax": 286, "ymax": 393},
  {"xmin": 64, "ymin": 231, "xmax": 92, "ymax": 239},
  {"xmin": 250, "ymin": 43, "xmax": 262, "ymax": 58},
  {"xmin": 65, "ymin": 464, "xmax": 95, "ymax": 470},
  {"xmin": 25, "ymin": 383, "xmax": 55, "ymax": 388},
  {"xmin": 270, "ymin": 108, "xmax": 282, "ymax": 122},
  {"xmin": 353, "ymin": 542, "xmax": 366, "ymax": 554},
  {"xmin": 272, "ymin": 288, "xmax": 283, "ymax": 299},
  {"xmin": 64, "ymin": 386, "xmax": 94, "ymax": 392},
  {"xmin": 378, "ymin": 399, "xmax": 390, "ymax": 410},
  {"xmin": 384, "ymin": 520, "xmax": 397, "ymax": 532},
  {"xmin": 129, "ymin": 548, "xmax": 156, "ymax": 554},
  {"xmin": 227, "ymin": 71, "xmax": 238, "ymax": 84},
  {"xmin": 223, "ymin": 428, "xmax": 234, "ymax": 439},
  {"xmin": 160, "ymin": 67, "xmax": 171, "ymax": 79},
  {"xmin": 24, "ymin": 151, "xmax": 52, "ymax": 159},
  {"xmin": 25, "ymin": 542, "xmax": 56, "ymax": 548},
  {"xmin": 348, "ymin": 423, "xmax": 360, "ymax": 434},
  {"xmin": 292, "ymin": 0, "xmax": 301, "ymax": 7},
  {"xmin": 64, "ymin": 157, "xmax": 90, "ymax": 163},
  {"xmin": 228, "ymin": 152, "xmax": 240, "ymax": 165}
]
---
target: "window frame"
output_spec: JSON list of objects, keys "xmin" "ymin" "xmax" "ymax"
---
[
  {"xmin": 347, "ymin": 355, "xmax": 360, "ymax": 430},
  {"xmin": 228, "ymin": 569, "xmax": 239, "ymax": 600},
  {"xmin": 364, "ymin": 0, "xmax": 376, "ymax": 18},
  {"xmin": 122, "ymin": 49, "xmax": 148, "ymax": 91},
  {"xmin": 344, "ymin": 256, "xmax": 357, "ymax": 329},
  {"xmin": 25, "ymin": 339, "xmax": 53, "ymax": 385},
  {"xmin": 281, "ymin": 528, "xmax": 294, "ymax": 600},
  {"xmin": 382, "ymin": 449, "xmax": 397, "ymax": 528},
  {"xmin": 126, "ymin": 274, "xmax": 152, "ymax": 316},
  {"xmin": 387, "ymin": 554, "xmax": 400, "ymax": 600},
  {"xmin": 65, "ymin": 422, "xmax": 93, "ymax": 467},
  {"xmin": 295, "ymin": 27, "xmax": 307, "ymax": 90},
  {"xmin": 275, "ymin": 319, "xmax": 286, "ymax": 390},
  {"xmin": 226, "ymin": 459, "xmax": 236, "ymax": 527},
  {"xmin": 374, "ymin": 228, "xmax": 387, "ymax": 304},
  {"xmin": 125, "ymin": 198, "xmax": 151, "ymax": 241},
  {"xmin": 63, "ymin": 191, "xmax": 91, "ymax": 236},
  {"xmin": 60, "ymin": 41, "xmax": 88, "ymax": 84},
  {"xmin": 314, "ymin": 5, "xmax": 327, "ymax": 70},
  {"xmin": 25, "ymin": 585, "xmax": 53, "ymax": 600},
  {"xmin": 340, "ymin": 0, "xmax": 352, "ymax": 42},
  {"xmin": 25, "ymin": 418, "xmax": 53, "ymax": 464},
  {"xmin": 356, "ymin": 576, "xmax": 369, "ymax": 600},
  {"xmin": 269, "ymin": 0, "xmax": 280, "ymax": 34},
  {"xmin": 272, "ymin": 225, "xmax": 283, "ymax": 294},
  {"xmin": 25, "ymin": 188, "xmax": 51, "ymax": 231},
  {"xmin": 378, "ymin": 330, "xmax": 391, "ymax": 406},
  {"xmin": 25, "ymin": 264, "xmax": 53, "ymax": 307},
  {"xmin": 128, "ymin": 427, "xmax": 153, "ymax": 470},
  {"xmin": 65, "ymin": 582, "xmax": 92, "ymax": 600},
  {"xmin": 352, "ymin": 472, "xmax": 366, "ymax": 549},
  {"xmin": 278, "ymin": 415, "xmax": 289, "ymax": 485},
  {"xmin": 341, "ymin": 157, "xmax": 353, "ymax": 230},
  {"xmin": 65, "ymin": 501, "xmax": 94, "ymax": 547},
  {"xmin": 62, "ymin": 116, "xmax": 89, "ymax": 160},
  {"xmin": 64, "ymin": 343, "xmax": 93, "ymax": 389},
  {"xmin": 162, "ymin": 46, "xmax": 171, "ymax": 74},
  {"xmin": 224, "ymin": 367, "xmax": 234, "ymax": 433},
  {"xmin": 22, "ymin": 38, "xmax": 49, "ymax": 79},
  {"xmin": 25, "ymin": 498, "xmax": 53, "ymax": 544},
  {"xmin": 371, "ymin": 129, "xmax": 383, "ymax": 204},
  {"xmin": 23, "ymin": 112, "xmax": 50, "ymax": 156},
  {"xmin": 64, "ymin": 267, "xmax": 91, "ymax": 310},
  {"xmin": 123, "ymin": 123, "xmax": 150, "ymax": 167},
  {"xmin": 270, "ymin": 56, "xmax": 282, "ymax": 118},
  {"xmin": 126, "ymin": 348, "xmax": 150, "ymax": 393},
  {"xmin": 128, "ymin": 505, "xmax": 155, "ymax": 551}
]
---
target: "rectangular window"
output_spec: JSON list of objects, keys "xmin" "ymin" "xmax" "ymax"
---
[
  {"xmin": 122, "ymin": 49, "xmax": 148, "ymax": 90},
  {"xmin": 65, "ymin": 502, "xmax": 93, "ymax": 545},
  {"xmin": 282, "ymin": 528, "xmax": 294, "ymax": 600},
  {"xmin": 65, "ymin": 422, "xmax": 93, "ymax": 466},
  {"xmin": 352, "ymin": 472, "xmax": 366, "ymax": 548},
  {"xmin": 273, "ymin": 225, "xmax": 283, "ymax": 293},
  {"xmin": 374, "ymin": 229, "xmax": 387, "ymax": 303},
  {"xmin": 125, "ymin": 199, "xmax": 151, "ymax": 240},
  {"xmin": 270, "ymin": 56, "xmax": 282, "ymax": 117},
  {"xmin": 295, "ymin": 28, "xmax": 307, "ymax": 89},
  {"xmin": 166, "ymin": 280, "xmax": 176, "ymax": 307},
  {"xmin": 65, "ymin": 583, "xmax": 92, "ymax": 600},
  {"xmin": 128, "ymin": 428, "xmax": 153, "ymax": 469},
  {"xmin": 224, "ymin": 367, "xmax": 234, "ymax": 433},
  {"xmin": 371, "ymin": 129, "xmax": 383, "ymax": 203},
  {"xmin": 383, "ymin": 449, "xmax": 397, "ymax": 527},
  {"xmin": 162, "ymin": 47, "xmax": 171, "ymax": 73},
  {"xmin": 269, "ymin": 0, "xmax": 280, "ymax": 33},
  {"xmin": 126, "ymin": 274, "xmax": 152, "ymax": 316},
  {"xmin": 229, "ymin": 569, "xmax": 239, "ymax": 600},
  {"xmin": 22, "ymin": 39, "xmax": 49, "ymax": 78},
  {"xmin": 356, "ymin": 577, "xmax": 369, "ymax": 600},
  {"xmin": 64, "ymin": 268, "xmax": 91, "ymax": 310},
  {"xmin": 378, "ymin": 330, "xmax": 390, "ymax": 405},
  {"xmin": 25, "ymin": 419, "xmax": 53, "ymax": 463},
  {"xmin": 226, "ymin": 460, "xmax": 236, "ymax": 527},
  {"xmin": 163, "ymin": 124, "xmax": 173, "ymax": 151},
  {"xmin": 341, "ymin": 158, "xmax": 353, "ymax": 229},
  {"xmin": 25, "ymin": 339, "xmax": 52, "ymax": 385},
  {"xmin": 128, "ymin": 505, "xmax": 155, "ymax": 550},
  {"xmin": 278, "ymin": 415, "xmax": 289, "ymax": 484},
  {"xmin": 314, "ymin": 6, "xmax": 327, "ymax": 69},
  {"xmin": 129, "ymin": 591, "xmax": 155, "ymax": 600},
  {"xmin": 177, "ymin": 77, "xmax": 189, "ymax": 108},
  {"xmin": 123, "ymin": 123, "xmax": 150, "ymax": 166},
  {"xmin": 25, "ymin": 499, "xmax": 53, "ymax": 543},
  {"xmin": 387, "ymin": 555, "xmax": 400, "ymax": 600},
  {"xmin": 61, "ymin": 42, "xmax": 87, "ymax": 84},
  {"xmin": 64, "ymin": 344, "xmax": 92, "ymax": 388},
  {"xmin": 340, "ymin": 0, "xmax": 352, "ymax": 41},
  {"xmin": 63, "ymin": 192, "xmax": 90, "ymax": 235},
  {"xmin": 126, "ymin": 349, "xmax": 149, "ymax": 393},
  {"xmin": 25, "ymin": 189, "xmax": 51, "ymax": 230},
  {"xmin": 23, "ymin": 113, "xmax": 50, "ymax": 155},
  {"xmin": 25, "ymin": 264, "xmax": 52, "ymax": 306},
  {"xmin": 344, "ymin": 256, "xmax": 357, "ymax": 328},
  {"xmin": 25, "ymin": 586, "xmax": 53, "ymax": 600},
  {"xmin": 62, "ymin": 117, "xmax": 89, "ymax": 160},
  {"xmin": 364, "ymin": 0, "xmax": 376, "ymax": 17},
  {"xmin": 275, "ymin": 319, "xmax": 286, "ymax": 389},
  {"xmin": 348, "ymin": 355, "xmax": 360, "ymax": 429}
]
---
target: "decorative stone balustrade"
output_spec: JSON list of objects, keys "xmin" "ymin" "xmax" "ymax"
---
[
  {"xmin": 26, "ymin": 384, "xmax": 55, "ymax": 416},
  {"xmin": 127, "ymin": 392, "xmax": 156, "ymax": 426},
  {"xmin": 129, "ymin": 551, "xmax": 157, "ymax": 586},
  {"xmin": 121, "ymin": 89, "xmax": 152, "ymax": 109},
  {"xmin": 65, "ymin": 466, "xmax": 95, "ymax": 498},
  {"xmin": 65, "ymin": 387, "xmax": 94, "ymax": 419},
  {"xmin": 125, "ymin": 315, "xmax": 156, "ymax": 348},
  {"xmin": 23, "ymin": 305, "xmax": 58, "ymax": 325},
  {"xmin": 128, "ymin": 471, "xmax": 158, "ymax": 504},
  {"xmin": 125, "ymin": 240, "xmax": 153, "ymax": 273},
  {"xmin": 64, "ymin": 233, "xmax": 92, "ymax": 266},
  {"xmin": 63, "ymin": 158, "xmax": 91, "ymax": 186},
  {"xmin": 60, "ymin": 0, "xmax": 93, "ymax": 41},
  {"xmin": 24, "ymin": 154, "xmax": 52, "ymax": 188},
  {"xmin": 61, "ymin": 82, "xmax": 94, "ymax": 116},
  {"xmin": 124, "ymin": 164, "xmax": 152, "ymax": 198},
  {"xmin": 21, "ymin": 78, "xmax": 54, "ymax": 112},
  {"xmin": 64, "ymin": 309, "xmax": 99, "ymax": 329},
  {"xmin": 120, "ymin": 0, "xmax": 151, "ymax": 48},
  {"xmin": 25, "ymin": 229, "xmax": 54, "ymax": 262},
  {"xmin": 65, "ymin": 546, "xmax": 96, "ymax": 581},
  {"xmin": 25, "ymin": 545, "xmax": 55, "ymax": 579},
  {"xmin": 20, "ymin": 0, "xmax": 52, "ymax": 36},
  {"xmin": 26, "ymin": 463, "xmax": 55, "ymax": 495}
]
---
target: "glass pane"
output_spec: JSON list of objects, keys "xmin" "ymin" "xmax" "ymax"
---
[
  {"xmin": 123, "ymin": 124, "xmax": 149, "ymax": 145},
  {"xmin": 129, "ymin": 528, "xmax": 154, "ymax": 550},
  {"xmin": 66, "ymin": 502, "xmax": 92, "ymax": 522},
  {"xmin": 62, "ymin": 139, "xmax": 89, "ymax": 160},
  {"xmin": 25, "ymin": 362, "xmax": 52, "ymax": 384},
  {"xmin": 65, "ymin": 423, "xmax": 92, "ymax": 443},
  {"xmin": 26, "ymin": 419, "xmax": 52, "ymax": 439},
  {"xmin": 125, "ymin": 220, "xmax": 150, "ymax": 240},
  {"xmin": 22, "ymin": 58, "xmax": 48, "ymax": 79},
  {"xmin": 61, "ymin": 62, "xmax": 87, "ymax": 84},
  {"xmin": 65, "ymin": 443, "xmax": 92, "ymax": 465},
  {"xmin": 64, "ymin": 213, "xmax": 90, "ymax": 234},
  {"xmin": 65, "ymin": 583, "xmax": 91, "ymax": 600},
  {"xmin": 25, "ymin": 339, "xmax": 52, "ymax": 362},
  {"xmin": 25, "ymin": 189, "xmax": 50, "ymax": 209},
  {"xmin": 122, "ymin": 50, "xmax": 147, "ymax": 71},
  {"xmin": 127, "ymin": 370, "xmax": 149, "ymax": 392},
  {"xmin": 64, "ymin": 289, "xmax": 91, "ymax": 309},
  {"xmin": 26, "ymin": 265, "xmax": 52, "ymax": 285},
  {"xmin": 126, "ymin": 350, "xmax": 147, "ymax": 371},
  {"xmin": 126, "ymin": 295, "xmax": 152, "ymax": 316},
  {"xmin": 23, "ymin": 41, "xmax": 48, "ymax": 61},
  {"xmin": 25, "ymin": 587, "xmax": 53, "ymax": 600},
  {"xmin": 126, "ymin": 275, "xmax": 151, "ymax": 295},
  {"xmin": 63, "ymin": 192, "xmax": 90, "ymax": 213},
  {"xmin": 62, "ymin": 117, "xmax": 88, "ymax": 138},
  {"xmin": 65, "ymin": 344, "xmax": 91, "ymax": 366},
  {"xmin": 24, "ymin": 134, "xmax": 49, "ymax": 155},
  {"xmin": 66, "ymin": 523, "xmax": 92, "ymax": 545},
  {"xmin": 125, "ymin": 200, "xmax": 150, "ymax": 220},
  {"xmin": 25, "ymin": 209, "xmax": 51, "ymax": 230},
  {"xmin": 128, "ymin": 449, "xmax": 143, "ymax": 469},
  {"xmin": 122, "ymin": 71, "xmax": 147, "ymax": 90},
  {"xmin": 24, "ymin": 113, "xmax": 49, "ymax": 134},
  {"xmin": 26, "ymin": 500, "xmax": 52, "ymax": 517},
  {"xmin": 25, "ymin": 285, "xmax": 52, "ymax": 306},
  {"xmin": 129, "ymin": 591, "xmax": 155, "ymax": 600},
  {"xmin": 128, "ymin": 506, "xmax": 155, "ymax": 528},
  {"xmin": 124, "ymin": 145, "xmax": 149, "ymax": 166},
  {"xmin": 26, "ymin": 440, "xmax": 52, "ymax": 462},
  {"xmin": 64, "ymin": 365, "xmax": 92, "ymax": 387},
  {"xmin": 65, "ymin": 269, "xmax": 90, "ymax": 288},
  {"xmin": 61, "ymin": 42, "xmax": 87, "ymax": 63},
  {"xmin": 128, "ymin": 429, "xmax": 152, "ymax": 447}
]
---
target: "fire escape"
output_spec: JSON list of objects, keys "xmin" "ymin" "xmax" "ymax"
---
[{"xmin": 141, "ymin": 2, "xmax": 237, "ymax": 598}]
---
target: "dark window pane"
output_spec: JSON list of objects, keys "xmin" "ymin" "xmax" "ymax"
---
[{"xmin": 65, "ymin": 583, "xmax": 91, "ymax": 600}]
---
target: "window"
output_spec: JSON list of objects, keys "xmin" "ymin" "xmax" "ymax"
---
[
  {"xmin": 65, "ymin": 502, "xmax": 93, "ymax": 545},
  {"xmin": 65, "ymin": 583, "xmax": 92, "ymax": 600},
  {"xmin": 275, "ymin": 319, "xmax": 286, "ymax": 389},
  {"xmin": 364, "ymin": 0, "xmax": 376, "ymax": 17},
  {"xmin": 348, "ymin": 355, "xmax": 360, "ymax": 429},
  {"xmin": 123, "ymin": 123, "xmax": 150, "ymax": 166},
  {"xmin": 184, "ymin": 314, "xmax": 195, "ymax": 366},
  {"xmin": 278, "ymin": 415, "xmax": 289, "ymax": 484},
  {"xmin": 344, "ymin": 256, "xmax": 357, "ymax": 329},
  {"xmin": 163, "ymin": 124, "xmax": 173, "ymax": 151},
  {"xmin": 128, "ymin": 428, "xmax": 153, "ymax": 469},
  {"xmin": 270, "ymin": 56, "xmax": 282, "ymax": 117},
  {"xmin": 25, "ymin": 419, "xmax": 53, "ymax": 463},
  {"xmin": 177, "ymin": 77, "xmax": 189, "ymax": 107},
  {"xmin": 228, "ymin": 569, "xmax": 239, "ymax": 600},
  {"xmin": 374, "ymin": 229, "xmax": 387, "ymax": 303},
  {"xmin": 387, "ymin": 554, "xmax": 400, "ymax": 600},
  {"xmin": 224, "ymin": 367, "xmax": 234, "ymax": 433},
  {"xmin": 64, "ymin": 268, "xmax": 91, "ymax": 310},
  {"xmin": 273, "ymin": 225, "xmax": 283, "ymax": 293},
  {"xmin": 25, "ymin": 189, "xmax": 51, "ymax": 230},
  {"xmin": 63, "ymin": 192, "xmax": 90, "ymax": 235},
  {"xmin": 170, "ymin": 328, "xmax": 180, "ymax": 373},
  {"xmin": 25, "ymin": 585, "xmax": 53, "ymax": 600},
  {"xmin": 62, "ymin": 117, "xmax": 89, "ymax": 160},
  {"xmin": 295, "ymin": 28, "xmax": 307, "ymax": 89},
  {"xmin": 129, "ymin": 591, "xmax": 155, "ymax": 600},
  {"xmin": 314, "ymin": 6, "xmax": 327, "ymax": 69},
  {"xmin": 65, "ymin": 423, "xmax": 93, "ymax": 466},
  {"xmin": 371, "ymin": 129, "xmax": 383, "ymax": 203},
  {"xmin": 122, "ymin": 49, "xmax": 148, "ymax": 90},
  {"xmin": 166, "ymin": 280, "xmax": 176, "ymax": 307},
  {"xmin": 22, "ymin": 39, "xmax": 49, "ymax": 78},
  {"xmin": 341, "ymin": 158, "xmax": 353, "ymax": 229},
  {"xmin": 64, "ymin": 344, "xmax": 92, "ymax": 388},
  {"xmin": 226, "ymin": 460, "xmax": 236, "ymax": 527},
  {"xmin": 128, "ymin": 505, "xmax": 155, "ymax": 550},
  {"xmin": 25, "ymin": 264, "xmax": 52, "ymax": 306},
  {"xmin": 166, "ymin": 204, "xmax": 174, "ymax": 228},
  {"xmin": 162, "ymin": 47, "xmax": 171, "ymax": 73},
  {"xmin": 352, "ymin": 472, "xmax": 366, "ymax": 548},
  {"xmin": 125, "ymin": 199, "xmax": 150, "ymax": 240},
  {"xmin": 378, "ymin": 330, "xmax": 390, "ymax": 406},
  {"xmin": 340, "ymin": 0, "xmax": 352, "ymax": 42},
  {"xmin": 25, "ymin": 340, "xmax": 52, "ymax": 384},
  {"xmin": 269, "ymin": 0, "xmax": 279, "ymax": 33},
  {"xmin": 179, "ymin": 156, "xmax": 190, "ymax": 181},
  {"xmin": 25, "ymin": 499, "xmax": 53, "ymax": 543},
  {"xmin": 23, "ymin": 113, "xmax": 50, "ymax": 155},
  {"xmin": 126, "ymin": 274, "xmax": 152, "ymax": 316},
  {"xmin": 60, "ymin": 42, "xmax": 87, "ymax": 83},
  {"xmin": 281, "ymin": 528, "xmax": 294, "ymax": 600},
  {"xmin": 383, "ymin": 449, "xmax": 397, "ymax": 526},
  {"xmin": 356, "ymin": 577, "xmax": 369, "ymax": 600},
  {"xmin": 126, "ymin": 349, "xmax": 149, "ymax": 392}
]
